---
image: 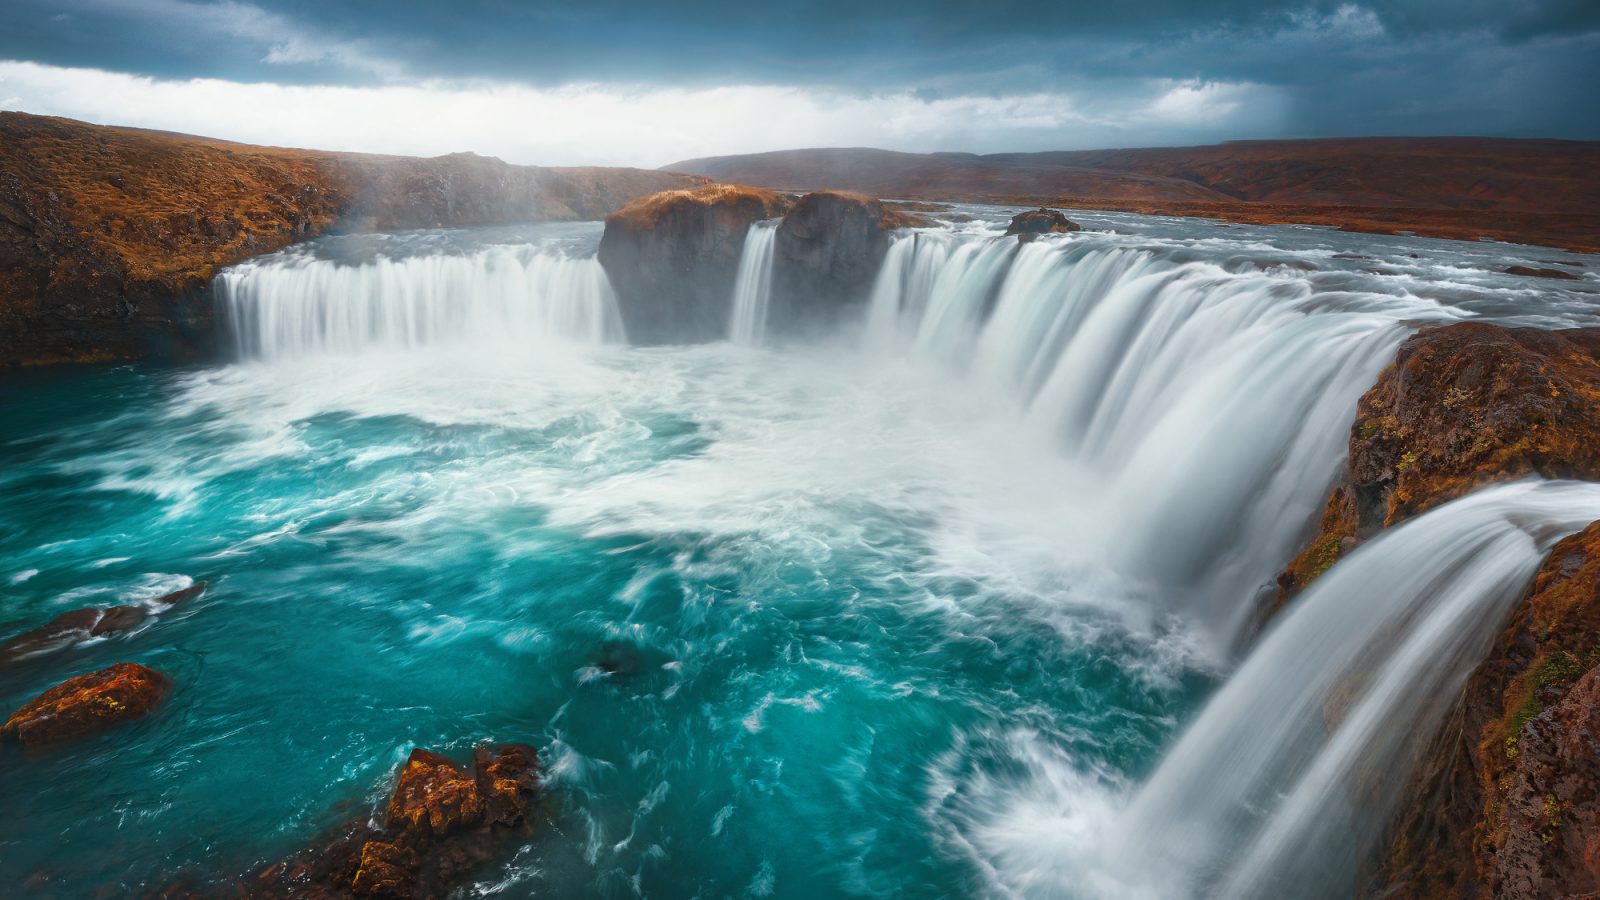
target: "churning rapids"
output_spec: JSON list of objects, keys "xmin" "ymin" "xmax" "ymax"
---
[{"xmin": 3, "ymin": 210, "xmax": 1600, "ymax": 897}]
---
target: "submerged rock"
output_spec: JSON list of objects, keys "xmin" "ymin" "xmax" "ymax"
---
[
  {"xmin": 1273, "ymin": 322, "xmax": 1600, "ymax": 606},
  {"xmin": 1, "ymin": 662, "xmax": 172, "ymax": 747},
  {"xmin": 1003, "ymin": 207, "xmax": 1082, "ymax": 241},
  {"xmin": 0, "ymin": 580, "xmax": 205, "ymax": 665},
  {"xmin": 1505, "ymin": 265, "xmax": 1582, "ymax": 281},
  {"xmin": 248, "ymin": 743, "xmax": 540, "ymax": 899},
  {"xmin": 769, "ymin": 190, "xmax": 930, "ymax": 334},
  {"xmin": 597, "ymin": 183, "xmax": 793, "ymax": 344}
]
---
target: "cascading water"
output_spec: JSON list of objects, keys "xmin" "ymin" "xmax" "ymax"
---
[
  {"xmin": 867, "ymin": 230, "xmax": 1415, "ymax": 651},
  {"xmin": 218, "ymin": 237, "xmax": 623, "ymax": 359},
  {"xmin": 7, "ymin": 209, "xmax": 1600, "ymax": 897},
  {"xmin": 728, "ymin": 220, "xmax": 778, "ymax": 345},
  {"xmin": 1095, "ymin": 479, "xmax": 1600, "ymax": 899}
]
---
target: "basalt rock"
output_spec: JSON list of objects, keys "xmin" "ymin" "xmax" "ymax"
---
[
  {"xmin": 1369, "ymin": 522, "xmax": 1600, "ymax": 899},
  {"xmin": 1003, "ymin": 207, "xmax": 1082, "ymax": 241},
  {"xmin": 0, "ymin": 662, "xmax": 172, "ymax": 747},
  {"xmin": 597, "ymin": 183, "xmax": 793, "ymax": 344},
  {"xmin": 1273, "ymin": 322, "xmax": 1600, "ymax": 607},
  {"xmin": 247, "ymin": 743, "xmax": 540, "ymax": 899},
  {"xmin": 0, "ymin": 580, "xmax": 204, "ymax": 665},
  {"xmin": 769, "ymin": 190, "xmax": 931, "ymax": 335}
]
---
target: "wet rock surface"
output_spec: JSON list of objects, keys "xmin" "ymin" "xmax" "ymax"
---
[
  {"xmin": 598, "ymin": 183, "xmax": 793, "ymax": 344},
  {"xmin": 1505, "ymin": 265, "xmax": 1582, "ymax": 281},
  {"xmin": 1003, "ymin": 207, "xmax": 1082, "ymax": 240},
  {"xmin": 0, "ymin": 661, "xmax": 172, "ymax": 747},
  {"xmin": 769, "ymin": 190, "xmax": 930, "ymax": 334},
  {"xmin": 1275, "ymin": 322, "xmax": 1600, "ymax": 605},
  {"xmin": 0, "ymin": 581, "xmax": 204, "ymax": 665},
  {"xmin": 243, "ymin": 743, "xmax": 541, "ymax": 899}
]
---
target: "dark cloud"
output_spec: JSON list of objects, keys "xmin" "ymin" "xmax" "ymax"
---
[{"xmin": 1, "ymin": 0, "xmax": 1596, "ymax": 142}]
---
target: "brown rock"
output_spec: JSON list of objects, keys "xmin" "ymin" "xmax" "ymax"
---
[
  {"xmin": 1004, "ymin": 207, "xmax": 1082, "ymax": 241},
  {"xmin": 770, "ymin": 190, "xmax": 930, "ymax": 334},
  {"xmin": 0, "ymin": 580, "xmax": 205, "ymax": 665},
  {"xmin": 597, "ymin": 183, "xmax": 793, "ymax": 343},
  {"xmin": 349, "ymin": 841, "xmax": 418, "ymax": 899},
  {"xmin": 1273, "ymin": 322, "xmax": 1600, "ymax": 609},
  {"xmin": 385, "ymin": 749, "xmax": 487, "ymax": 840},
  {"xmin": 1, "ymin": 662, "xmax": 171, "ymax": 747},
  {"xmin": 1505, "ymin": 265, "xmax": 1582, "ymax": 281}
]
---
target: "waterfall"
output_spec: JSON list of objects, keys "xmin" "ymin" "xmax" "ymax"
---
[
  {"xmin": 867, "ymin": 231, "xmax": 1413, "ymax": 651},
  {"xmin": 1092, "ymin": 479, "xmax": 1600, "ymax": 899},
  {"xmin": 727, "ymin": 220, "xmax": 778, "ymax": 345},
  {"xmin": 217, "ymin": 243, "xmax": 624, "ymax": 359}
]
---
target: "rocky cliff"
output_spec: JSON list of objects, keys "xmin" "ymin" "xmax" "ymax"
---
[
  {"xmin": 1263, "ymin": 321, "xmax": 1600, "ymax": 898},
  {"xmin": 597, "ymin": 186, "xmax": 926, "ymax": 344},
  {"xmin": 596, "ymin": 183, "xmax": 793, "ymax": 344},
  {"xmin": 0, "ymin": 112, "xmax": 699, "ymax": 367}
]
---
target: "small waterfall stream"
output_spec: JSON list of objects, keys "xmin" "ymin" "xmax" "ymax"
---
[{"xmin": 728, "ymin": 220, "xmax": 778, "ymax": 345}]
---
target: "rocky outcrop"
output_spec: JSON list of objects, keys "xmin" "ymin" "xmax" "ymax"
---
[
  {"xmin": 1371, "ymin": 523, "xmax": 1600, "ymax": 899},
  {"xmin": 769, "ymin": 190, "xmax": 930, "ymax": 334},
  {"xmin": 0, "ymin": 111, "xmax": 698, "ymax": 367},
  {"xmin": 1004, "ymin": 207, "xmax": 1081, "ymax": 241},
  {"xmin": 1261, "ymin": 321, "xmax": 1600, "ymax": 898},
  {"xmin": 597, "ymin": 184, "xmax": 793, "ymax": 343},
  {"xmin": 0, "ymin": 581, "xmax": 204, "ymax": 665},
  {"xmin": 1274, "ymin": 322, "xmax": 1600, "ymax": 605},
  {"xmin": 246, "ymin": 743, "xmax": 540, "ymax": 899},
  {"xmin": 1, "ymin": 662, "xmax": 172, "ymax": 747}
]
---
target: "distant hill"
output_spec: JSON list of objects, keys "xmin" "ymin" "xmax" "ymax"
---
[{"xmin": 667, "ymin": 139, "xmax": 1600, "ymax": 251}]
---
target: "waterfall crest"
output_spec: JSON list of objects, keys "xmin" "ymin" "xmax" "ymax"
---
[
  {"xmin": 728, "ymin": 220, "xmax": 778, "ymax": 345},
  {"xmin": 867, "ymin": 231, "xmax": 1412, "ymax": 650},
  {"xmin": 218, "ymin": 243, "xmax": 623, "ymax": 359}
]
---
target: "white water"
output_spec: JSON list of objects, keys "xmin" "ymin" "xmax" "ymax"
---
[
  {"xmin": 869, "ymin": 231, "xmax": 1412, "ymax": 651},
  {"xmin": 1093, "ymin": 479, "xmax": 1600, "ymax": 899},
  {"xmin": 728, "ymin": 220, "xmax": 778, "ymax": 345},
  {"xmin": 218, "ymin": 242, "xmax": 623, "ymax": 359},
  {"xmin": 205, "ymin": 212, "xmax": 1600, "ymax": 897}
]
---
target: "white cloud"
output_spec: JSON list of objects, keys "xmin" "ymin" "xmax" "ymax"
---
[{"xmin": 0, "ymin": 60, "xmax": 1291, "ymax": 167}]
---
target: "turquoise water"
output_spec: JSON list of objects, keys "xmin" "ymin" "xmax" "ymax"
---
[
  {"xmin": 0, "ymin": 346, "xmax": 1207, "ymax": 896},
  {"xmin": 4, "ymin": 211, "xmax": 1597, "ymax": 897}
]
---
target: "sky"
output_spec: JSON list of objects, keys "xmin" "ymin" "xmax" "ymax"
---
[{"xmin": 0, "ymin": 0, "xmax": 1596, "ymax": 168}]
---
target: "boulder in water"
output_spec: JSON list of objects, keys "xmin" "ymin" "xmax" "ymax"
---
[
  {"xmin": 249, "ymin": 743, "xmax": 540, "ymax": 898},
  {"xmin": 1004, "ymin": 207, "xmax": 1082, "ymax": 241},
  {"xmin": 0, "ymin": 580, "xmax": 204, "ymax": 665},
  {"xmin": 1505, "ymin": 265, "xmax": 1582, "ymax": 281},
  {"xmin": 769, "ymin": 190, "xmax": 930, "ymax": 334},
  {"xmin": 1, "ymin": 662, "xmax": 172, "ymax": 747},
  {"xmin": 597, "ymin": 183, "xmax": 793, "ymax": 344}
]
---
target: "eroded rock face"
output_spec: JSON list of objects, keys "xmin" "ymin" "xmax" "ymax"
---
[
  {"xmin": 1372, "ymin": 523, "xmax": 1600, "ymax": 899},
  {"xmin": 1, "ymin": 662, "xmax": 172, "ymax": 747},
  {"xmin": 248, "ymin": 743, "xmax": 540, "ymax": 900},
  {"xmin": 597, "ymin": 183, "xmax": 793, "ymax": 344},
  {"xmin": 1003, "ymin": 207, "xmax": 1082, "ymax": 241},
  {"xmin": 769, "ymin": 190, "xmax": 929, "ymax": 335},
  {"xmin": 1274, "ymin": 322, "xmax": 1600, "ymax": 605}
]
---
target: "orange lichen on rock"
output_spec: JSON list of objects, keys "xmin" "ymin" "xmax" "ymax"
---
[
  {"xmin": 0, "ymin": 661, "xmax": 172, "ymax": 747},
  {"xmin": 248, "ymin": 743, "xmax": 540, "ymax": 899},
  {"xmin": 603, "ymin": 182, "xmax": 791, "ymax": 233},
  {"xmin": 1374, "ymin": 522, "xmax": 1600, "ymax": 899},
  {"xmin": 1274, "ymin": 322, "xmax": 1600, "ymax": 606}
]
